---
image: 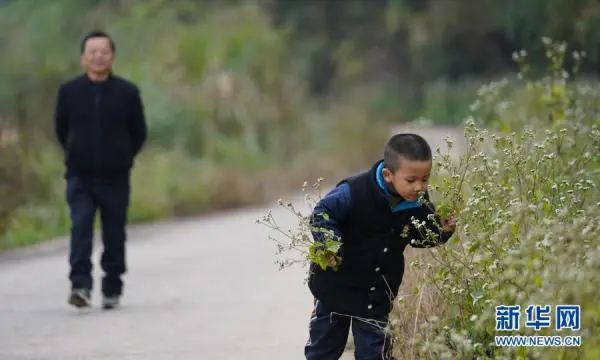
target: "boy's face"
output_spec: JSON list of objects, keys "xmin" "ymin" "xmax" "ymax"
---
[{"xmin": 382, "ymin": 157, "xmax": 432, "ymax": 201}]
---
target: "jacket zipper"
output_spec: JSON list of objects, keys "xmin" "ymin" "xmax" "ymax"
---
[{"xmin": 94, "ymin": 90, "xmax": 101, "ymax": 174}]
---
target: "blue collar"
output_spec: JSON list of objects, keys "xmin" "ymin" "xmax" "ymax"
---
[{"xmin": 375, "ymin": 161, "xmax": 423, "ymax": 212}]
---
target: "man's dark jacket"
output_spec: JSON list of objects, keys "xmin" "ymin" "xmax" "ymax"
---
[
  {"xmin": 54, "ymin": 73, "xmax": 147, "ymax": 180},
  {"xmin": 308, "ymin": 160, "xmax": 454, "ymax": 319}
]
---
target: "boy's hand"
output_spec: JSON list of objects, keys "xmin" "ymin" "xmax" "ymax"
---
[
  {"xmin": 328, "ymin": 254, "xmax": 337, "ymax": 267},
  {"xmin": 441, "ymin": 212, "xmax": 458, "ymax": 233}
]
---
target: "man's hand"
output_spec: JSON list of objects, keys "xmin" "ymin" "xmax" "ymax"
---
[{"xmin": 441, "ymin": 211, "xmax": 458, "ymax": 233}]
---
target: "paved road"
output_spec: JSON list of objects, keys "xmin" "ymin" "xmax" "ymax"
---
[
  {"xmin": 0, "ymin": 125, "xmax": 465, "ymax": 360},
  {"xmin": 0, "ymin": 197, "xmax": 313, "ymax": 360}
]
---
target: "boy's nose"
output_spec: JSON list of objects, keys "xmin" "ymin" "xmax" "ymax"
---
[{"xmin": 415, "ymin": 184, "xmax": 427, "ymax": 192}]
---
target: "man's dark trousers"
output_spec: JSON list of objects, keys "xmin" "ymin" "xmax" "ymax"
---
[
  {"xmin": 305, "ymin": 299, "xmax": 395, "ymax": 360},
  {"xmin": 67, "ymin": 175, "xmax": 130, "ymax": 297}
]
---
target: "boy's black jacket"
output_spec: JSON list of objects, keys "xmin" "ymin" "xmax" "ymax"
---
[
  {"xmin": 308, "ymin": 160, "xmax": 454, "ymax": 319},
  {"xmin": 54, "ymin": 73, "xmax": 147, "ymax": 180}
]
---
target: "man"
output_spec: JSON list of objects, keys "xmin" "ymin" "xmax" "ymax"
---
[{"xmin": 54, "ymin": 30, "xmax": 147, "ymax": 310}]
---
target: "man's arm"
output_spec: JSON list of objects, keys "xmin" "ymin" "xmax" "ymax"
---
[
  {"xmin": 309, "ymin": 182, "xmax": 352, "ymax": 244},
  {"xmin": 54, "ymin": 85, "xmax": 68, "ymax": 150},
  {"xmin": 406, "ymin": 193, "xmax": 455, "ymax": 248},
  {"xmin": 129, "ymin": 87, "xmax": 147, "ymax": 157}
]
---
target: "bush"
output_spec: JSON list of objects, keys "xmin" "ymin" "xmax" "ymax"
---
[{"xmin": 391, "ymin": 38, "xmax": 600, "ymax": 359}]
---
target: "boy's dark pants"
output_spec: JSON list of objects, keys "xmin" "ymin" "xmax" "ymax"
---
[
  {"xmin": 66, "ymin": 176, "xmax": 130, "ymax": 296},
  {"xmin": 305, "ymin": 299, "xmax": 394, "ymax": 360}
]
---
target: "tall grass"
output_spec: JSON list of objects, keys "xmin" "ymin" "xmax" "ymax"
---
[{"xmin": 390, "ymin": 39, "xmax": 600, "ymax": 359}]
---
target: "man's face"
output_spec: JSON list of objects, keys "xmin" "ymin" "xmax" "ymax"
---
[
  {"xmin": 80, "ymin": 36, "xmax": 114, "ymax": 75},
  {"xmin": 382, "ymin": 157, "xmax": 432, "ymax": 201}
]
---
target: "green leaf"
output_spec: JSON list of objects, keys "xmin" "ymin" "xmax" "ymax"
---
[
  {"xmin": 316, "ymin": 255, "xmax": 328, "ymax": 270},
  {"xmin": 533, "ymin": 275, "xmax": 543, "ymax": 288},
  {"xmin": 317, "ymin": 212, "xmax": 330, "ymax": 221},
  {"xmin": 326, "ymin": 239, "xmax": 341, "ymax": 253},
  {"xmin": 437, "ymin": 202, "xmax": 454, "ymax": 219},
  {"xmin": 511, "ymin": 223, "xmax": 519, "ymax": 238},
  {"xmin": 468, "ymin": 241, "xmax": 481, "ymax": 253}
]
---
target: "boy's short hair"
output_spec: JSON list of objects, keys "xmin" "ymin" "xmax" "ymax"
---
[
  {"xmin": 80, "ymin": 30, "xmax": 116, "ymax": 54},
  {"xmin": 383, "ymin": 133, "xmax": 432, "ymax": 172}
]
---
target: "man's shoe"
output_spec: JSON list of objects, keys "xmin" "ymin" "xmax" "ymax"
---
[
  {"xmin": 102, "ymin": 295, "xmax": 120, "ymax": 310},
  {"xmin": 68, "ymin": 289, "xmax": 91, "ymax": 308}
]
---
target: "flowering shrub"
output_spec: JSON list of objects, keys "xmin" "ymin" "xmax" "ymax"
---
[
  {"xmin": 392, "ymin": 38, "xmax": 600, "ymax": 360},
  {"xmin": 257, "ymin": 178, "xmax": 343, "ymax": 275},
  {"xmin": 257, "ymin": 38, "xmax": 600, "ymax": 359}
]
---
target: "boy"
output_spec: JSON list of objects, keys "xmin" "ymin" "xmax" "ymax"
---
[{"xmin": 304, "ymin": 133, "xmax": 457, "ymax": 360}]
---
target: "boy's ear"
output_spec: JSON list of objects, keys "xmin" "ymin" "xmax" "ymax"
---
[{"xmin": 382, "ymin": 167, "xmax": 394, "ymax": 183}]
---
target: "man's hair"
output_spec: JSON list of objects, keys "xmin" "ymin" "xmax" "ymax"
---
[
  {"xmin": 80, "ymin": 30, "xmax": 116, "ymax": 54},
  {"xmin": 383, "ymin": 133, "xmax": 432, "ymax": 172}
]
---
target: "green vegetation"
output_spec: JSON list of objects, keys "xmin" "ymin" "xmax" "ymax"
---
[
  {"xmin": 0, "ymin": 0, "xmax": 389, "ymax": 250},
  {"xmin": 2, "ymin": 0, "xmax": 600, "ymax": 260},
  {"xmin": 388, "ymin": 39, "xmax": 600, "ymax": 360}
]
